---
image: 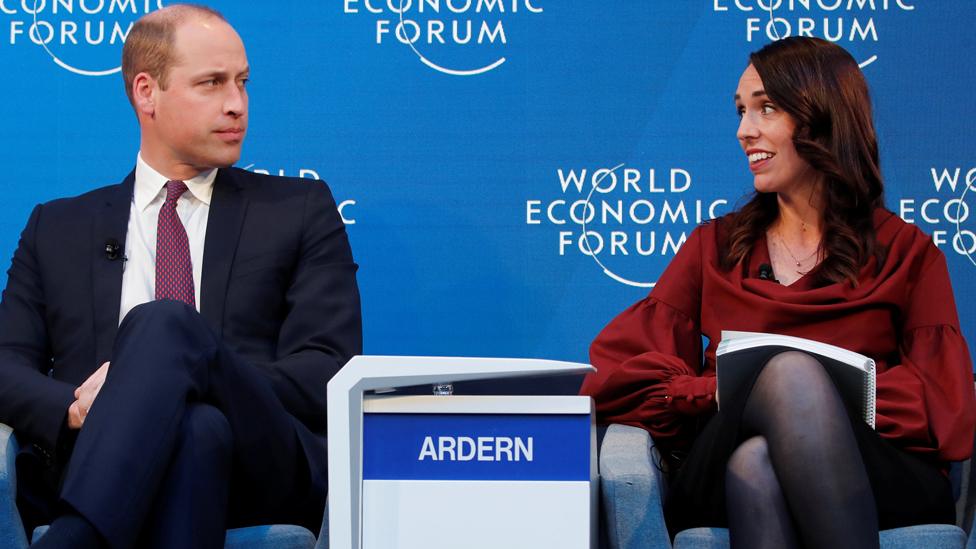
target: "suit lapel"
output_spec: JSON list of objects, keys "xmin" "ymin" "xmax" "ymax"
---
[
  {"xmin": 92, "ymin": 172, "xmax": 135, "ymax": 364},
  {"xmin": 201, "ymin": 169, "xmax": 248, "ymax": 338}
]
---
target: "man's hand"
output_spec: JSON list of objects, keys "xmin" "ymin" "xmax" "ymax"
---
[{"xmin": 67, "ymin": 361, "xmax": 110, "ymax": 429}]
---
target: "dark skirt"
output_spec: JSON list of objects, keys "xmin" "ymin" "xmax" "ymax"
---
[{"xmin": 663, "ymin": 366, "xmax": 956, "ymax": 537}]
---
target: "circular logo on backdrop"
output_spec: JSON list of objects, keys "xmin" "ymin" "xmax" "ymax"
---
[
  {"xmin": 954, "ymin": 169, "xmax": 976, "ymax": 267},
  {"xmin": 342, "ymin": 0, "xmax": 544, "ymax": 77},
  {"xmin": 897, "ymin": 167, "xmax": 976, "ymax": 268},
  {"xmin": 525, "ymin": 163, "xmax": 731, "ymax": 288},
  {"xmin": 712, "ymin": 0, "xmax": 920, "ymax": 69},
  {"xmin": 3, "ymin": 0, "xmax": 164, "ymax": 76}
]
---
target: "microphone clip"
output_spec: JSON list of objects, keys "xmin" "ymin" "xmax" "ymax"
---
[
  {"xmin": 104, "ymin": 239, "xmax": 124, "ymax": 262},
  {"xmin": 758, "ymin": 263, "xmax": 778, "ymax": 283}
]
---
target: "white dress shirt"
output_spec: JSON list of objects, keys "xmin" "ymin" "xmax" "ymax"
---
[{"xmin": 118, "ymin": 154, "xmax": 217, "ymax": 323}]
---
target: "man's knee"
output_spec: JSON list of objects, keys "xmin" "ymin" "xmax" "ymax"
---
[
  {"xmin": 113, "ymin": 300, "xmax": 216, "ymax": 375},
  {"xmin": 180, "ymin": 404, "xmax": 233, "ymax": 461},
  {"xmin": 120, "ymin": 300, "xmax": 203, "ymax": 333}
]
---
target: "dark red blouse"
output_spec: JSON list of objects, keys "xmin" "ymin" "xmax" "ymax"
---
[{"xmin": 580, "ymin": 209, "xmax": 976, "ymax": 461}]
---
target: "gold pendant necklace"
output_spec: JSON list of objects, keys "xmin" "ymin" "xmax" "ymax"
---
[{"xmin": 777, "ymin": 232, "xmax": 821, "ymax": 273}]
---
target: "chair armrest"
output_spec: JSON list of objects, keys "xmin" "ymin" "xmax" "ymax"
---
[
  {"xmin": 313, "ymin": 497, "xmax": 328, "ymax": 549},
  {"xmin": 599, "ymin": 424, "xmax": 672, "ymax": 549},
  {"xmin": 968, "ymin": 513, "xmax": 976, "ymax": 549},
  {"xmin": 0, "ymin": 424, "xmax": 29, "ymax": 549}
]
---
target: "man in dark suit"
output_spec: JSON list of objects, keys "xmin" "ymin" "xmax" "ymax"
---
[{"xmin": 0, "ymin": 5, "xmax": 361, "ymax": 548}]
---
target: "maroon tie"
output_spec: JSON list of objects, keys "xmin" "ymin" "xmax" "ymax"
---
[{"xmin": 155, "ymin": 180, "xmax": 195, "ymax": 307}]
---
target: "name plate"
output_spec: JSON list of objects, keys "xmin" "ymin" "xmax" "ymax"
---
[
  {"xmin": 363, "ymin": 413, "xmax": 591, "ymax": 481},
  {"xmin": 359, "ymin": 395, "xmax": 595, "ymax": 549}
]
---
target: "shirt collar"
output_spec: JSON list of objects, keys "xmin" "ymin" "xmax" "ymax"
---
[{"xmin": 134, "ymin": 153, "xmax": 217, "ymax": 211}]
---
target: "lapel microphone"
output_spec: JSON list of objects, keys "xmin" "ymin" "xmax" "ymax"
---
[
  {"xmin": 758, "ymin": 263, "xmax": 777, "ymax": 282},
  {"xmin": 104, "ymin": 238, "xmax": 125, "ymax": 262}
]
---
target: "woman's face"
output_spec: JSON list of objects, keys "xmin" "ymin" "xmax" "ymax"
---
[{"xmin": 735, "ymin": 64, "xmax": 819, "ymax": 196}]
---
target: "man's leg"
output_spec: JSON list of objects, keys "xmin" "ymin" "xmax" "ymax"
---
[
  {"xmin": 50, "ymin": 301, "xmax": 326, "ymax": 549},
  {"xmin": 137, "ymin": 403, "xmax": 233, "ymax": 549}
]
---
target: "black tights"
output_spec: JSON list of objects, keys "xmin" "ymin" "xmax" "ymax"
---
[{"xmin": 725, "ymin": 351, "xmax": 879, "ymax": 549}]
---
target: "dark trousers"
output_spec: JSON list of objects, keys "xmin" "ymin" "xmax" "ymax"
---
[{"xmin": 53, "ymin": 300, "xmax": 328, "ymax": 549}]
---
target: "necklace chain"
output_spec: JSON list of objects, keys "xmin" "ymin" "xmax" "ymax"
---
[{"xmin": 777, "ymin": 231, "xmax": 821, "ymax": 273}]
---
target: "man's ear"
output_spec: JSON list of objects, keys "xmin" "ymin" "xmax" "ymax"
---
[{"xmin": 132, "ymin": 72, "xmax": 157, "ymax": 118}]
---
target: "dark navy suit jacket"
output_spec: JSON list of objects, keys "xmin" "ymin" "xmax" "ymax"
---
[{"xmin": 0, "ymin": 167, "xmax": 362, "ymax": 457}]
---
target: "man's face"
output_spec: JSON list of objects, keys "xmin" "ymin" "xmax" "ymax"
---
[{"xmin": 146, "ymin": 18, "xmax": 249, "ymax": 174}]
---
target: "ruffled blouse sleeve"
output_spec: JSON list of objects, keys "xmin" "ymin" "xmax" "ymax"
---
[
  {"xmin": 875, "ymin": 250, "xmax": 976, "ymax": 462},
  {"xmin": 580, "ymin": 227, "xmax": 715, "ymax": 445}
]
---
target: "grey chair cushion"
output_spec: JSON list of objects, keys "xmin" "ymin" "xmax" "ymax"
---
[
  {"xmin": 0, "ymin": 425, "xmax": 28, "ymax": 549},
  {"xmin": 224, "ymin": 525, "xmax": 316, "ymax": 549},
  {"xmin": 673, "ymin": 524, "xmax": 967, "ymax": 549},
  {"xmin": 600, "ymin": 423, "xmax": 976, "ymax": 549},
  {"xmin": 33, "ymin": 524, "xmax": 316, "ymax": 549}
]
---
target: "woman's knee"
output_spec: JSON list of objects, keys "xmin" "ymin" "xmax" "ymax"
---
[
  {"xmin": 727, "ymin": 435, "xmax": 773, "ymax": 479},
  {"xmin": 726, "ymin": 436, "xmax": 792, "ymax": 510},
  {"xmin": 757, "ymin": 351, "xmax": 832, "ymax": 393},
  {"xmin": 745, "ymin": 351, "xmax": 854, "ymax": 441}
]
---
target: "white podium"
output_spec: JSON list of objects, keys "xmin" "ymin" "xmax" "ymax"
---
[{"xmin": 327, "ymin": 356, "xmax": 596, "ymax": 549}]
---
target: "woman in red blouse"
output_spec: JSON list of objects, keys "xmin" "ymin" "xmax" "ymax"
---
[{"xmin": 580, "ymin": 37, "xmax": 976, "ymax": 548}]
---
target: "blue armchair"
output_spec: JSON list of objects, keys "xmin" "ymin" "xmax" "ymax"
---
[
  {"xmin": 0, "ymin": 423, "xmax": 329, "ymax": 549},
  {"xmin": 599, "ymin": 423, "xmax": 976, "ymax": 549}
]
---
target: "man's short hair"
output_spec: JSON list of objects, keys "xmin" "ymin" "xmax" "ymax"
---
[{"xmin": 121, "ymin": 4, "xmax": 226, "ymax": 106}]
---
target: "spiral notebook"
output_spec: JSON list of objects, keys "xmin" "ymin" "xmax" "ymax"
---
[{"xmin": 716, "ymin": 331, "xmax": 877, "ymax": 428}]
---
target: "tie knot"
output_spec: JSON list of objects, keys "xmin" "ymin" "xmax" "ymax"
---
[{"xmin": 165, "ymin": 180, "xmax": 188, "ymax": 204}]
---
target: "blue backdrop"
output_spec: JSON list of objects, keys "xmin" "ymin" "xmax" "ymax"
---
[{"xmin": 0, "ymin": 1, "xmax": 973, "ymax": 389}]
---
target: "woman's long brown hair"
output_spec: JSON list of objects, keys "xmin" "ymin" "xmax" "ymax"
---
[{"xmin": 721, "ymin": 37, "xmax": 886, "ymax": 286}]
